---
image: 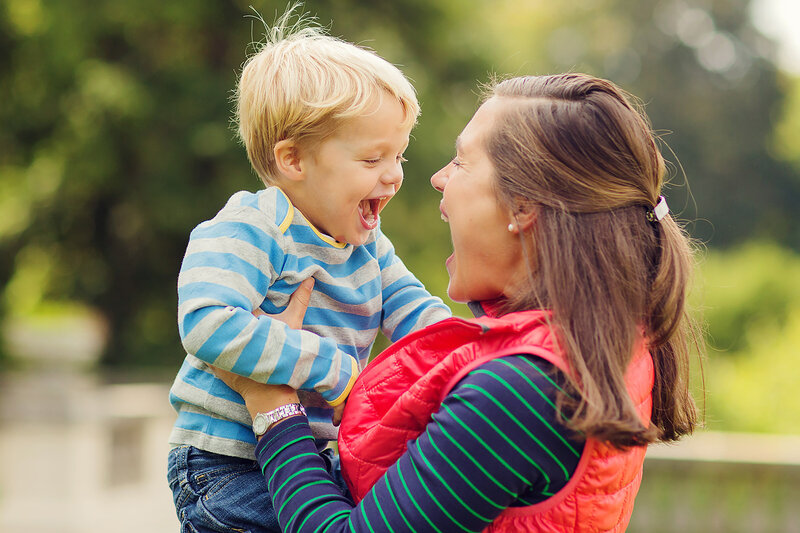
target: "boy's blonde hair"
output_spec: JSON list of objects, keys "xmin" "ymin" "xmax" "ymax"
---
[{"xmin": 235, "ymin": 7, "xmax": 420, "ymax": 184}]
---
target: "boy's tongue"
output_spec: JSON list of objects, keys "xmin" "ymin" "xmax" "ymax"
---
[{"xmin": 359, "ymin": 198, "xmax": 379, "ymax": 230}]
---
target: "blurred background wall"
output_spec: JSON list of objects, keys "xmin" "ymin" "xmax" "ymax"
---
[{"xmin": 0, "ymin": 0, "xmax": 798, "ymax": 531}]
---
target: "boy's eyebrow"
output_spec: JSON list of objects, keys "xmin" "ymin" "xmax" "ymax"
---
[
  {"xmin": 454, "ymin": 135, "xmax": 463, "ymax": 154},
  {"xmin": 362, "ymin": 139, "xmax": 410, "ymax": 151}
]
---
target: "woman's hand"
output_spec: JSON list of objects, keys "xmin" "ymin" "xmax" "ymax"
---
[
  {"xmin": 209, "ymin": 278, "xmax": 315, "ymax": 418},
  {"xmin": 213, "ymin": 366, "xmax": 299, "ymax": 419},
  {"xmin": 256, "ymin": 276, "xmax": 315, "ymax": 329}
]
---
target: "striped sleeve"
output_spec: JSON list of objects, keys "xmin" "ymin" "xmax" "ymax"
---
[
  {"xmin": 178, "ymin": 191, "xmax": 358, "ymax": 404},
  {"xmin": 374, "ymin": 231, "xmax": 451, "ymax": 341},
  {"xmin": 257, "ymin": 355, "xmax": 585, "ymax": 532}
]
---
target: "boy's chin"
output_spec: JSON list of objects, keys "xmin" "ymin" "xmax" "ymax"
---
[{"xmin": 346, "ymin": 234, "xmax": 370, "ymax": 246}]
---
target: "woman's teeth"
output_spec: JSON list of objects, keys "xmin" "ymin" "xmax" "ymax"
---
[{"xmin": 439, "ymin": 200, "xmax": 449, "ymax": 222}]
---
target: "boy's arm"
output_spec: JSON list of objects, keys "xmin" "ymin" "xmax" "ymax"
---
[
  {"xmin": 375, "ymin": 230, "xmax": 451, "ymax": 342},
  {"xmin": 177, "ymin": 196, "xmax": 357, "ymax": 406}
]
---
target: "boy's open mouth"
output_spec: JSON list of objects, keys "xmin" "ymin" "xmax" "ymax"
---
[{"xmin": 358, "ymin": 196, "xmax": 389, "ymax": 230}]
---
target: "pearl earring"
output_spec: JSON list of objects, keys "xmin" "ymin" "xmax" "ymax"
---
[{"xmin": 507, "ymin": 223, "xmax": 515, "ymax": 232}]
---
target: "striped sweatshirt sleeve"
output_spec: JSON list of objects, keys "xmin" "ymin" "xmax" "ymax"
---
[
  {"xmin": 178, "ymin": 192, "xmax": 357, "ymax": 405},
  {"xmin": 375, "ymin": 232, "xmax": 451, "ymax": 341},
  {"xmin": 256, "ymin": 355, "xmax": 585, "ymax": 532}
]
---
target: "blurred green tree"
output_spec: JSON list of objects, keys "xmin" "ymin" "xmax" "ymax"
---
[
  {"xmin": 1, "ymin": 0, "xmax": 256, "ymax": 367},
  {"xmin": 1, "ymin": 0, "xmax": 798, "ymax": 369},
  {"xmin": 693, "ymin": 242, "xmax": 800, "ymax": 433},
  {"xmin": 772, "ymin": 75, "xmax": 800, "ymax": 174},
  {"xmin": 465, "ymin": 0, "xmax": 800, "ymax": 247},
  {"xmin": 0, "ymin": 0, "xmax": 487, "ymax": 368}
]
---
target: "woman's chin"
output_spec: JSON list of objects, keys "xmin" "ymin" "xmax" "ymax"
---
[
  {"xmin": 445, "ymin": 256, "xmax": 462, "ymax": 302},
  {"xmin": 446, "ymin": 287, "xmax": 463, "ymax": 303},
  {"xmin": 446, "ymin": 280, "xmax": 468, "ymax": 303}
]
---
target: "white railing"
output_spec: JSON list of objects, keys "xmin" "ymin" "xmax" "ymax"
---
[
  {"xmin": 630, "ymin": 431, "xmax": 800, "ymax": 533},
  {"xmin": 2, "ymin": 374, "xmax": 798, "ymax": 533},
  {"xmin": 0, "ymin": 373, "xmax": 178, "ymax": 533}
]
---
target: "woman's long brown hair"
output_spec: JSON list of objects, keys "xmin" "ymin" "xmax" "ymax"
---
[{"xmin": 487, "ymin": 74, "xmax": 700, "ymax": 447}]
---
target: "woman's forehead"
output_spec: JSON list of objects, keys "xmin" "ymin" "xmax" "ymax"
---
[{"xmin": 457, "ymin": 98, "xmax": 504, "ymax": 152}]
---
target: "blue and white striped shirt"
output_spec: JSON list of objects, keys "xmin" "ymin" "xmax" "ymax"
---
[{"xmin": 169, "ymin": 187, "xmax": 451, "ymax": 459}]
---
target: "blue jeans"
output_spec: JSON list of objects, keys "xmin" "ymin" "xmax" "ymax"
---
[{"xmin": 167, "ymin": 445, "xmax": 347, "ymax": 533}]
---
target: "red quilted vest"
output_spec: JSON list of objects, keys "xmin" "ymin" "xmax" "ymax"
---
[{"xmin": 338, "ymin": 308, "xmax": 654, "ymax": 532}]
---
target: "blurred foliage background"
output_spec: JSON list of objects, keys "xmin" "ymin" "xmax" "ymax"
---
[{"xmin": 1, "ymin": 0, "xmax": 799, "ymax": 434}]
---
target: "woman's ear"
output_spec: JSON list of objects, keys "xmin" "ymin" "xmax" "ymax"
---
[
  {"xmin": 274, "ymin": 139, "xmax": 304, "ymax": 182},
  {"xmin": 514, "ymin": 208, "xmax": 537, "ymax": 232},
  {"xmin": 509, "ymin": 201, "xmax": 537, "ymax": 232}
]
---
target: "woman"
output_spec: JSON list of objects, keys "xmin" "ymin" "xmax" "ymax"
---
[{"xmin": 211, "ymin": 73, "xmax": 700, "ymax": 532}]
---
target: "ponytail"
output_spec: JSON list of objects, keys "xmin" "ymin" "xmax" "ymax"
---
[
  {"xmin": 646, "ymin": 216, "xmax": 699, "ymax": 441},
  {"xmin": 486, "ymin": 74, "xmax": 701, "ymax": 447}
]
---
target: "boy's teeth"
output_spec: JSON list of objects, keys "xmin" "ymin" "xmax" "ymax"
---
[{"xmin": 361, "ymin": 197, "xmax": 390, "ymax": 221}]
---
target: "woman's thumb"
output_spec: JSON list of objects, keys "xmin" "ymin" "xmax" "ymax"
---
[{"xmin": 285, "ymin": 277, "xmax": 315, "ymax": 325}]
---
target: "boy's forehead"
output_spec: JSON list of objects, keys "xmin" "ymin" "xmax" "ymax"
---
[{"xmin": 329, "ymin": 104, "xmax": 412, "ymax": 147}]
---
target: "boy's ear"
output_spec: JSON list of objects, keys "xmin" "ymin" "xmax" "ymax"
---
[{"xmin": 274, "ymin": 139, "xmax": 304, "ymax": 181}]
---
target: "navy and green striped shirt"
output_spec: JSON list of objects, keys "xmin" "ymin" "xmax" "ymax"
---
[{"xmin": 257, "ymin": 355, "xmax": 585, "ymax": 532}]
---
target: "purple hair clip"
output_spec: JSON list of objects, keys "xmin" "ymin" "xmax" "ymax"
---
[{"xmin": 646, "ymin": 196, "xmax": 669, "ymax": 223}]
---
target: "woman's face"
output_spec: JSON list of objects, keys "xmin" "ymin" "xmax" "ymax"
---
[{"xmin": 431, "ymin": 97, "xmax": 525, "ymax": 303}]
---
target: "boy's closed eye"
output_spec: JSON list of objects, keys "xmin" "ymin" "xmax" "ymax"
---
[{"xmin": 362, "ymin": 154, "xmax": 407, "ymax": 165}]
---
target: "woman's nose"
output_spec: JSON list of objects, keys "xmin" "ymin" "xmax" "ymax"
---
[{"xmin": 430, "ymin": 166, "xmax": 448, "ymax": 192}]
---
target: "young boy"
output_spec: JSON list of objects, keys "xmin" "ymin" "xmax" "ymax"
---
[{"xmin": 166, "ymin": 10, "xmax": 451, "ymax": 533}]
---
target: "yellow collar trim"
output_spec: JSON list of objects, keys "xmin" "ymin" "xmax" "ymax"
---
[
  {"xmin": 274, "ymin": 187, "xmax": 295, "ymax": 233},
  {"xmin": 275, "ymin": 187, "xmax": 347, "ymax": 249}
]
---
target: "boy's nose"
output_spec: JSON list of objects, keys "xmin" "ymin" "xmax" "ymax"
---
[{"xmin": 381, "ymin": 164, "xmax": 404, "ymax": 189}]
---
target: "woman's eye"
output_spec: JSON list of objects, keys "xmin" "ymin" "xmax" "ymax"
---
[
  {"xmin": 451, "ymin": 157, "xmax": 462, "ymax": 167},
  {"xmin": 363, "ymin": 158, "xmax": 380, "ymax": 164}
]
